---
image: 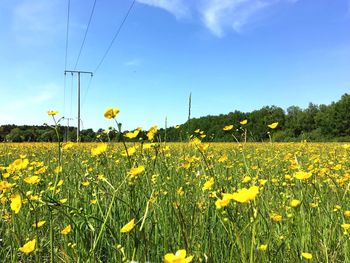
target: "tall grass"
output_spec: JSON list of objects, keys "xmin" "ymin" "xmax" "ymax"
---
[{"xmin": 1, "ymin": 139, "xmax": 350, "ymax": 262}]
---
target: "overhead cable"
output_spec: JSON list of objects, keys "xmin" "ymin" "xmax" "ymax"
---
[
  {"xmin": 74, "ymin": 0, "xmax": 98, "ymax": 70},
  {"xmin": 94, "ymin": 0, "xmax": 136, "ymax": 74}
]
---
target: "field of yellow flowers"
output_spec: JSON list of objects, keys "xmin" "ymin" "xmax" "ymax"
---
[{"xmin": 1, "ymin": 110, "xmax": 350, "ymax": 262}]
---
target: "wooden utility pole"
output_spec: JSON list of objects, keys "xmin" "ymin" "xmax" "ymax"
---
[{"xmin": 64, "ymin": 70, "xmax": 93, "ymax": 142}]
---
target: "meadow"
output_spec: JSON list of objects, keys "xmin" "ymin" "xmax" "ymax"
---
[{"xmin": 1, "ymin": 110, "xmax": 350, "ymax": 262}]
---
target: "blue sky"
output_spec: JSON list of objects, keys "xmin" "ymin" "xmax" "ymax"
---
[{"xmin": 0, "ymin": 0, "xmax": 349, "ymax": 131}]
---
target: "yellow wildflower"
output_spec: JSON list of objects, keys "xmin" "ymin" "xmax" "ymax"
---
[
  {"xmin": 267, "ymin": 122, "xmax": 278, "ymax": 129},
  {"xmin": 242, "ymin": 176, "xmax": 251, "ymax": 183},
  {"xmin": 59, "ymin": 198, "xmax": 68, "ymax": 204},
  {"xmin": 61, "ymin": 224, "xmax": 71, "ymax": 235},
  {"xmin": 215, "ymin": 198, "xmax": 231, "ymax": 209},
  {"xmin": 231, "ymin": 186, "xmax": 259, "ymax": 203},
  {"xmin": 32, "ymin": 221, "xmax": 46, "ymax": 228},
  {"xmin": 341, "ymin": 223, "xmax": 350, "ymax": 231},
  {"xmin": 124, "ymin": 128, "xmax": 141, "ymax": 139},
  {"xmin": 0, "ymin": 181, "xmax": 12, "ymax": 191},
  {"xmin": 47, "ymin": 110, "xmax": 58, "ymax": 116},
  {"xmin": 120, "ymin": 218, "xmax": 135, "ymax": 233},
  {"xmin": 62, "ymin": 142, "xmax": 74, "ymax": 150},
  {"xmin": 259, "ymin": 244, "xmax": 268, "ymax": 251},
  {"xmin": 198, "ymin": 143, "xmax": 209, "ymax": 152},
  {"xmin": 35, "ymin": 166, "xmax": 48, "ymax": 175},
  {"xmin": 91, "ymin": 143, "xmax": 107, "ymax": 157},
  {"xmin": 164, "ymin": 249, "xmax": 193, "ymax": 263},
  {"xmin": 223, "ymin": 125, "xmax": 234, "ymax": 131},
  {"xmin": 19, "ymin": 239, "xmax": 36, "ymax": 254},
  {"xmin": 290, "ymin": 199, "xmax": 301, "ymax": 208},
  {"xmin": 202, "ymin": 178, "xmax": 214, "ymax": 191},
  {"xmin": 11, "ymin": 158, "xmax": 29, "ymax": 170},
  {"xmin": 270, "ymin": 212, "xmax": 282, "ymax": 222},
  {"xmin": 240, "ymin": 119, "xmax": 248, "ymax": 125},
  {"xmin": 294, "ymin": 171, "xmax": 312, "ymax": 180},
  {"xmin": 147, "ymin": 125, "xmax": 158, "ymax": 141},
  {"xmin": 302, "ymin": 252, "xmax": 312, "ymax": 260},
  {"xmin": 24, "ymin": 175, "xmax": 41, "ymax": 185},
  {"xmin": 104, "ymin": 107, "xmax": 119, "ymax": 119},
  {"xmin": 82, "ymin": 181, "xmax": 90, "ymax": 187},
  {"xmin": 344, "ymin": 211, "xmax": 350, "ymax": 218},
  {"xmin": 122, "ymin": 146, "xmax": 138, "ymax": 156},
  {"xmin": 10, "ymin": 193, "xmax": 21, "ymax": 214},
  {"xmin": 218, "ymin": 154, "xmax": 228, "ymax": 163},
  {"xmin": 128, "ymin": 166, "xmax": 145, "ymax": 177}
]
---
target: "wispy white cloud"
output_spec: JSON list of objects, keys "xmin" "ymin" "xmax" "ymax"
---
[
  {"xmin": 124, "ymin": 58, "xmax": 142, "ymax": 67},
  {"xmin": 201, "ymin": 0, "xmax": 272, "ymax": 36},
  {"xmin": 136, "ymin": 0, "xmax": 299, "ymax": 36},
  {"xmin": 136, "ymin": 0, "xmax": 190, "ymax": 18}
]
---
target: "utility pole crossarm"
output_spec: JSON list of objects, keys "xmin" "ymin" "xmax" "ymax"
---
[
  {"xmin": 65, "ymin": 70, "xmax": 93, "ymax": 76},
  {"xmin": 64, "ymin": 70, "xmax": 93, "ymax": 142}
]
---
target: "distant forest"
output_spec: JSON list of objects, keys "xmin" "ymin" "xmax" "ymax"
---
[{"xmin": 1, "ymin": 93, "xmax": 350, "ymax": 142}]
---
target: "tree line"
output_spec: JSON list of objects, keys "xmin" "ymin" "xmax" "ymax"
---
[{"xmin": 1, "ymin": 93, "xmax": 349, "ymax": 142}]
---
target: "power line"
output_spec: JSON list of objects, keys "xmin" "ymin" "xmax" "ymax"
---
[
  {"xmin": 63, "ymin": 0, "xmax": 71, "ymax": 116},
  {"xmin": 74, "ymin": 0, "xmax": 98, "ymax": 70},
  {"xmin": 64, "ymin": 0, "xmax": 70, "ymax": 71},
  {"xmin": 94, "ymin": 0, "xmax": 136, "ymax": 73}
]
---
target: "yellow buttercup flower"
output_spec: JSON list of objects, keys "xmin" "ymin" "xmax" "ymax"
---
[
  {"xmin": 231, "ymin": 186, "xmax": 259, "ymax": 203},
  {"xmin": 294, "ymin": 171, "xmax": 312, "ymax": 180},
  {"xmin": 0, "ymin": 180, "xmax": 12, "ymax": 191},
  {"xmin": 91, "ymin": 143, "xmax": 107, "ymax": 157},
  {"xmin": 270, "ymin": 212, "xmax": 282, "ymax": 222},
  {"xmin": 47, "ymin": 110, "xmax": 58, "ymax": 116},
  {"xmin": 82, "ymin": 181, "xmax": 90, "ymax": 187},
  {"xmin": 341, "ymin": 223, "xmax": 350, "ymax": 231},
  {"xmin": 147, "ymin": 125, "xmax": 158, "ymax": 141},
  {"xmin": 223, "ymin": 125, "xmax": 234, "ymax": 131},
  {"xmin": 302, "ymin": 252, "xmax": 312, "ymax": 260},
  {"xmin": 59, "ymin": 198, "xmax": 68, "ymax": 204},
  {"xmin": 124, "ymin": 128, "xmax": 142, "ymax": 139},
  {"xmin": 19, "ymin": 239, "xmax": 36, "ymax": 254},
  {"xmin": 268, "ymin": 122, "xmax": 278, "ymax": 129},
  {"xmin": 202, "ymin": 177, "xmax": 214, "ymax": 191},
  {"xmin": 24, "ymin": 175, "xmax": 41, "ymax": 185},
  {"xmin": 344, "ymin": 211, "xmax": 350, "ymax": 218},
  {"xmin": 10, "ymin": 193, "xmax": 21, "ymax": 214},
  {"xmin": 215, "ymin": 198, "xmax": 231, "ymax": 209},
  {"xmin": 60, "ymin": 224, "xmax": 71, "ymax": 235},
  {"xmin": 62, "ymin": 142, "xmax": 74, "ymax": 150},
  {"xmin": 104, "ymin": 107, "xmax": 119, "ymax": 119},
  {"xmin": 11, "ymin": 158, "xmax": 29, "ymax": 170},
  {"xmin": 120, "ymin": 218, "xmax": 135, "ymax": 233},
  {"xmin": 290, "ymin": 199, "xmax": 301, "ymax": 208},
  {"xmin": 164, "ymin": 249, "xmax": 193, "ymax": 263},
  {"xmin": 240, "ymin": 119, "xmax": 248, "ymax": 125},
  {"xmin": 32, "ymin": 221, "xmax": 46, "ymax": 228},
  {"xmin": 197, "ymin": 143, "xmax": 209, "ymax": 152},
  {"xmin": 218, "ymin": 154, "xmax": 228, "ymax": 163},
  {"xmin": 128, "ymin": 166, "xmax": 145, "ymax": 177},
  {"xmin": 259, "ymin": 244, "xmax": 268, "ymax": 251}
]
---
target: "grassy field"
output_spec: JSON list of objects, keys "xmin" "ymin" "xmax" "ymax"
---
[{"xmin": 1, "ymin": 123, "xmax": 350, "ymax": 262}]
